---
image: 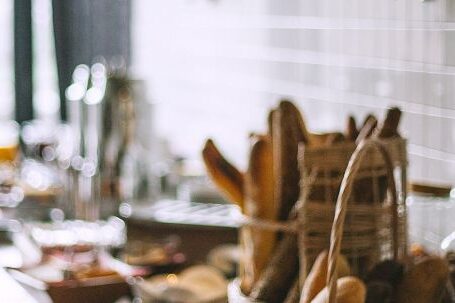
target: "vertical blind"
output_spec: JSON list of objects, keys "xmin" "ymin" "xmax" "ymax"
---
[{"xmin": 133, "ymin": 0, "xmax": 455, "ymax": 184}]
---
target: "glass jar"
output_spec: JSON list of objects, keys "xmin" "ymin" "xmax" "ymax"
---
[{"xmin": 407, "ymin": 183, "xmax": 455, "ymax": 253}]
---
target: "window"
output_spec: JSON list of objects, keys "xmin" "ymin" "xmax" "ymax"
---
[
  {"xmin": 132, "ymin": 1, "xmax": 270, "ymax": 168},
  {"xmin": 0, "ymin": 1, "xmax": 14, "ymax": 121},
  {"xmin": 32, "ymin": 0, "xmax": 59, "ymax": 122},
  {"xmin": 0, "ymin": 0, "xmax": 59, "ymax": 123},
  {"xmin": 132, "ymin": 1, "xmax": 455, "ymax": 183}
]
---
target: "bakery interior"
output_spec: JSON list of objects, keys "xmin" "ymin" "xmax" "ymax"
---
[{"xmin": 1, "ymin": 1, "xmax": 455, "ymax": 302}]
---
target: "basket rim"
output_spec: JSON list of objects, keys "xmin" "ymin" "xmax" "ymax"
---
[
  {"xmin": 298, "ymin": 137, "xmax": 407, "ymax": 170},
  {"xmin": 300, "ymin": 137, "xmax": 406, "ymax": 153}
]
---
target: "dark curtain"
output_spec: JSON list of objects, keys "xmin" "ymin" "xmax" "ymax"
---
[
  {"xmin": 14, "ymin": 0, "xmax": 33, "ymax": 123},
  {"xmin": 52, "ymin": 0, "xmax": 131, "ymax": 121}
]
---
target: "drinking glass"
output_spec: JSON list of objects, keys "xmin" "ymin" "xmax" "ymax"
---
[
  {"xmin": 0, "ymin": 120, "xmax": 19, "ymax": 163},
  {"xmin": 0, "ymin": 121, "xmax": 23, "ymax": 210}
]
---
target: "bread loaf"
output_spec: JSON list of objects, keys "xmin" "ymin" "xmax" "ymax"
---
[{"xmin": 396, "ymin": 257, "xmax": 449, "ymax": 303}]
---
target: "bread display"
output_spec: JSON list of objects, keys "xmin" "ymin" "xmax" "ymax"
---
[{"xmin": 203, "ymin": 100, "xmax": 413, "ymax": 303}]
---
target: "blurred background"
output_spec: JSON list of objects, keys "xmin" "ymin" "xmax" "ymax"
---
[
  {"xmin": 1, "ymin": 1, "xmax": 455, "ymax": 302},
  {"xmin": 2, "ymin": 0, "xmax": 454, "ymax": 182}
]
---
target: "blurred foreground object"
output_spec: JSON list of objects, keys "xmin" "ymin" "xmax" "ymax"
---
[
  {"xmin": 133, "ymin": 265, "xmax": 228, "ymax": 303},
  {"xmin": 125, "ymin": 199, "xmax": 240, "ymax": 264},
  {"xmin": 0, "ymin": 120, "xmax": 19, "ymax": 163},
  {"xmin": 62, "ymin": 62, "xmax": 154, "ymax": 221},
  {"xmin": 27, "ymin": 216, "xmax": 126, "ymax": 251},
  {"xmin": 0, "ymin": 121, "xmax": 23, "ymax": 208}
]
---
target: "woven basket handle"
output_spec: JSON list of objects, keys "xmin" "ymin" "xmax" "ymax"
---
[{"xmin": 326, "ymin": 138, "xmax": 399, "ymax": 303}]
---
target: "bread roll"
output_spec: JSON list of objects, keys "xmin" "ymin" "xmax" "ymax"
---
[
  {"xmin": 310, "ymin": 276, "xmax": 366, "ymax": 303},
  {"xmin": 300, "ymin": 250, "xmax": 351, "ymax": 303},
  {"xmin": 396, "ymin": 257, "xmax": 449, "ymax": 303}
]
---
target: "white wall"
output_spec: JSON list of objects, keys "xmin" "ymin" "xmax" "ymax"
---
[{"xmin": 132, "ymin": 0, "xmax": 455, "ymax": 184}]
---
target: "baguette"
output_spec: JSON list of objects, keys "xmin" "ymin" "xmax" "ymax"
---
[
  {"xmin": 346, "ymin": 115, "xmax": 359, "ymax": 141},
  {"xmin": 352, "ymin": 109, "xmax": 402, "ymax": 205},
  {"xmin": 376, "ymin": 107, "xmax": 401, "ymax": 138},
  {"xmin": 273, "ymin": 100, "xmax": 308, "ymax": 221},
  {"xmin": 284, "ymin": 278, "xmax": 301, "ymax": 303},
  {"xmin": 249, "ymin": 233, "xmax": 299, "ymax": 303},
  {"xmin": 324, "ymin": 132, "xmax": 346, "ymax": 146},
  {"xmin": 202, "ymin": 139, "xmax": 244, "ymax": 209},
  {"xmin": 250, "ymin": 100, "xmax": 309, "ymax": 300},
  {"xmin": 279, "ymin": 100, "xmax": 311, "ymax": 144},
  {"xmin": 243, "ymin": 134, "xmax": 277, "ymax": 288}
]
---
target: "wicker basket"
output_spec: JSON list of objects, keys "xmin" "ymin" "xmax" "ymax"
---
[
  {"xmin": 298, "ymin": 138, "xmax": 407, "ymax": 297},
  {"xmin": 230, "ymin": 137, "xmax": 407, "ymax": 302}
]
